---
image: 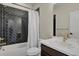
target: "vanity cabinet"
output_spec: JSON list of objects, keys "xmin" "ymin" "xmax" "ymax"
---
[{"xmin": 41, "ymin": 44, "xmax": 68, "ymax": 56}]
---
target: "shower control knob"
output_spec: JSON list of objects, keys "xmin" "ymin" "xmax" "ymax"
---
[{"xmin": 2, "ymin": 49, "xmax": 5, "ymax": 51}]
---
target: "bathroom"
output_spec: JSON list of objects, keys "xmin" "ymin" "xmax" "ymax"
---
[{"xmin": 0, "ymin": 3, "xmax": 79, "ymax": 56}]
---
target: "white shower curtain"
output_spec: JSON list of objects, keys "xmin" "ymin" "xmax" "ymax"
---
[{"xmin": 28, "ymin": 10, "xmax": 39, "ymax": 48}]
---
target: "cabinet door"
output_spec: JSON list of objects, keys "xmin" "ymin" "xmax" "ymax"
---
[
  {"xmin": 41, "ymin": 44, "xmax": 68, "ymax": 56},
  {"xmin": 70, "ymin": 11, "xmax": 79, "ymax": 39}
]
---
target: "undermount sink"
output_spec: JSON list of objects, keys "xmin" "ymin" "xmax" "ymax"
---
[
  {"xmin": 60, "ymin": 41, "xmax": 74, "ymax": 49},
  {"xmin": 57, "ymin": 38, "xmax": 79, "ymax": 50}
]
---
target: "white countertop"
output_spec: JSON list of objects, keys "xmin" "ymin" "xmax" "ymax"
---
[{"xmin": 41, "ymin": 37, "xmax": 79, "ymax": 56}]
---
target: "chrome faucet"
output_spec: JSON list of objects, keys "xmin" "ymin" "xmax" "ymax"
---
[{"xmin": 63, "ymin": 32, "xmax": 69, "ymax": 42}]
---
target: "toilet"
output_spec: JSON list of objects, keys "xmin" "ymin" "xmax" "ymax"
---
[{"xmin": 27, "ymin": 47, "xmax": 41, "ymax": 56}]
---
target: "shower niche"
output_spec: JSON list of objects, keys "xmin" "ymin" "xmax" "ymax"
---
[{"xmin": 0, "ymin": 4, "xmax": 28, "ymax": 46}]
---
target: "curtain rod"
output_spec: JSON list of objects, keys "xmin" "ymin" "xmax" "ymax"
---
[{"xmin": 12, "ymin": 3, "xmax": 34, "ymax": 10}]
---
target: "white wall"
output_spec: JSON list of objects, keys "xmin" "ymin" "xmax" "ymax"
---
[
  {"xmin": 53, "ymin": 3, "xmax": 79, "ymax": 36},
  {"xmin": 33, "ymin": 3, "xmax": 54, "ymax": 39}
]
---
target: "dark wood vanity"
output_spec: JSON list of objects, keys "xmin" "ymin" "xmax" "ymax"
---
[{"xmin": 41, "ymin": 44, "xmax": 68, "ymax": 56}]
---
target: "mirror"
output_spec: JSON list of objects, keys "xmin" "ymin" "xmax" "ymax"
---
[
  {"xmin": 53, "ymin": 4, "xmax": 72, "ymax": 38},
  {"xmin": 53, "ymin": 3, "xmax": 79, "ymax": 39}
]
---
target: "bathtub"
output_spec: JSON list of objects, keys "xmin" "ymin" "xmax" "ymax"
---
[{"xmin": 41, "ymin": 36, "xmax": 79, "ymax": 56}]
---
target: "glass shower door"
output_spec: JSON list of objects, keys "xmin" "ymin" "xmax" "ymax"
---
[
  {"xmin": 0, "ymin": 4, "xmax": 28, "ymax": 46},
  {"xmin": 0, "ymin": 5, "xmax": 6, "ymax": 46}
]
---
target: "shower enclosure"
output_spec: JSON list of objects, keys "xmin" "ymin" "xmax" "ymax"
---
[{"xmin": 0, "ymin": 4, "xmax": 28, "ymax": 46}]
